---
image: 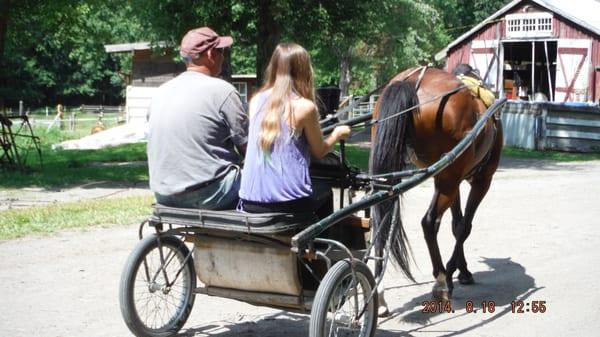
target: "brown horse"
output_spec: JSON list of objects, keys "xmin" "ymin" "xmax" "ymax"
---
[{"xmin": 370, "ymin": 65, "xmax": 503, "ymax": 311}]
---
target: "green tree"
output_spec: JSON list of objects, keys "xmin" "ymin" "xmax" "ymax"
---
[
  {"xmin": 1, "ymin": 0, "xmax": 146, "ymax": 108},
  {"xmin": 429, "ymin": 0, "xmax": 510, "ymax": 39}
]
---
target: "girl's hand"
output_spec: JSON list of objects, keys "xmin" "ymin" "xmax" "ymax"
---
[{"xmin": 333, "ymin": 125, "xmax": 351, "ymax": 141}]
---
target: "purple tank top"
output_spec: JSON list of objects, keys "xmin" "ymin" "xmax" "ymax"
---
[{"xmin": 239, "ymin": 91, "xmax": 312, "ymax": 202}]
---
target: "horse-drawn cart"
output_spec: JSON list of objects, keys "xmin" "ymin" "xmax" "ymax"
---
[{"xmin": 118, "ymin": 68, "xmax": 507, "ymax": 337}]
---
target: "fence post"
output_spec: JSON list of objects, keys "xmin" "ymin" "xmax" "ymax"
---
[{"xmin": 539, "ymin": 104, "xmax": 548, "ymax": 151}]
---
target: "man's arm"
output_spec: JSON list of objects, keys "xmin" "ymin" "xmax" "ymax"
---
[{"xmin": 219, "ymin": 90, "xmax": 249, "ymax": 151}]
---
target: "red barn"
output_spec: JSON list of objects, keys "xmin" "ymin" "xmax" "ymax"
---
[{"xmin": 436, "ymin": 0, "xmax": 600, "ymax": 103}]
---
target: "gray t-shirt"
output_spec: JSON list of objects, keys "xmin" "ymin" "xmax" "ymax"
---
[{"xmin": 147, "ymin": 71, "xmax": 248, "ymax": 196}]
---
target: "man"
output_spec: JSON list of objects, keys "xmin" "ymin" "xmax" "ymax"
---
[{"xmin": 147, "ymin": 27, "xmax": 248, "ymax": 210}]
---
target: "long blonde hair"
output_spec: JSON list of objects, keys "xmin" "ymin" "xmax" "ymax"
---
[{"xmin": 258, "ymin": 43, "xmax": 316, "ymax": 153}]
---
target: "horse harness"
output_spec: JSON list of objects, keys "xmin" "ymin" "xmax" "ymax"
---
[
  {"xmin": 407, "ymin": 66, "xmax": 501, "ymax": 181},
  {"xmin": 457, "ymin": 75, "xmax": 501, "ymax": 181}
]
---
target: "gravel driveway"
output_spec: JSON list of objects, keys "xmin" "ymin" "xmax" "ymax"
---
[{"xmin": 1, "ymin": 157, "xmax": 599, "ymax": 337}]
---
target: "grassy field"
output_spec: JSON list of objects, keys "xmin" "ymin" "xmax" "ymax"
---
[
  {"xmin": 0, "ymin": 127, "xmax": 148, "ymax": 188},
  {"xmin": 502, "ymin": 147, "xmax": 600, "ymax": 161},
  {"xmin": 0, "ymin": 195, "xmax": 153, "ymax": 240}
]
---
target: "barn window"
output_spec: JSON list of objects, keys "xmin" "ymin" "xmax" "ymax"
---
[{"xmin": 506, "ymin": 12, "xmax": 553, "ymax": 38}]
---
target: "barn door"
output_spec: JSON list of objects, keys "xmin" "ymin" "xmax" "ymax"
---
[
  {"xmin": 470, "ymin": 40, "xmax": 499, "ymax": 91},
  {"xmin": 555, "ymin": 39, "xmax": 591, "ymax": 102}
]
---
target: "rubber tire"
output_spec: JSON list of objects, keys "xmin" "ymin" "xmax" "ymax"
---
[
  {"xmin": 309, "ymin": 259, "xmax": 378, "ymax": 337},
  {"xmin": 119, "ymin": 234, "xmax": 196, "ymax": 337}
]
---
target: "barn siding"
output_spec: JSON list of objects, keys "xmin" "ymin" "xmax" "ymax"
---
[
  {"xmin": 446, "ymin": 43, "xmax": 471, "ymax": 72},
  {"xmin": 131, "ymin": 49, "xmax": 185, "ymax": 87},
  {"xmin": 446, "ymin": 23, "xmax": 500, "ymax": 72}
]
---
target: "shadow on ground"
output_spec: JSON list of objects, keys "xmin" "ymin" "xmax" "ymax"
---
[
  {"xmin": 180, "ymin": 310, "xmax": 407, "ymax": 337},
  {"xmin": 177, "ymin": 257, "xmax": 537, "ymax": 337},
  {"xmin": 379, "ymin": 257, "xmax": 540, "ymax": 336}
]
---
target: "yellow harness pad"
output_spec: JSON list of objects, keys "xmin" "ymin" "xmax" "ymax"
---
[{"xmin": 458, "ymin": 75, "xmax": 495, "ymax": 108}]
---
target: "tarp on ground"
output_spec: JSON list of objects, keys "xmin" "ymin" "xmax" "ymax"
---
[{"xmin": 52, "ymin": 123, "xmax": 148, "ymax": 150}]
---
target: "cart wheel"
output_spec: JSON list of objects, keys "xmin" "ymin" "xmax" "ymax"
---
[
  {"xmin": 310, "ymin": 259, "xmax": 378, "ymax": 337},
  {"xmin": 119, "ymin": 234, "xmax": 196, "ymax": 337}
]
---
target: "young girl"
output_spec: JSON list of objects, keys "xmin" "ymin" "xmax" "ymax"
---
[{"xmin": 239, "ymin": 43, "xmax": 350, "ymax": 213}]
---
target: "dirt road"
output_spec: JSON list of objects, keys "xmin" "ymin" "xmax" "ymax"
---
[{"xmin": 1, "ymin": 157, "xmax": 599, "ymax": 336}]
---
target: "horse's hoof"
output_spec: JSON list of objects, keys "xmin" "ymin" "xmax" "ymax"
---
[
  {"xmin": 432, "ymin": 289, "xmax": 449, "ymax": 301},
  {"xmin": 458, "ymin": 272, "xmax": 474, "ymax": 285},
  {"xmin": 378, "ymin": 305, "xmax": 390, "ymax": 317}
]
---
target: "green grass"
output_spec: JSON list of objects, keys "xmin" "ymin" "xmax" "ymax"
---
[
  {"xmin": 0, "ymin": 195, "xmax": 154, "ymax": 240},
  {"xmin": 0, "ymin": 127, "xmax": 148, "ymax": 188},
  {"xmin": 337, "ymin": 144, "xmax": 370, "ymax": 171},
  {"xmin": 340, "ymin": 144, "xmax": 600, "ymax": 170},
  {"xmin": 501, "ymin": 147, "xmax": 600, "ymax": 161}
]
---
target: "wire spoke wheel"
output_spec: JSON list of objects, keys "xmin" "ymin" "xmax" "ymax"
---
[
  {"xmin": 120, "ymin": 235, "xmax": 196, "ymax": 337},
  {"xmin": 310, "ymin": 259, "xmax": 377, "ymax": 337}
]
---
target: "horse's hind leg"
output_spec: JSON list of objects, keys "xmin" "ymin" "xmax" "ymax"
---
[
  {"xmin": 450, "ymin": 134, "xmax": 502, "ymax": 289},
  {"xmin": 456, "ymin": 172, "xmax": 496, "ymax": 285},
  {"xmin": 422, "ymin": 184, "xmax": 458, "ymax": 301},
  {"xmin": 445, "ymin": 192, "xmax": 464, "ymax": 296}
]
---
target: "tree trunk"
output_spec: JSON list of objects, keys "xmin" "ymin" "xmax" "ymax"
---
[
  {"xmin": 0, "ymin": 0, "xmax": 10, "ymax": 110},
  {"xmin": 339, "ymin": 46, "xmax": 353, "ymax": 97},
  {"xmin": 256, "ymin": 0, "xmax": 282, "ymax": 86},
  {"xmin": 211, "ymin": 0, "xmax": 233, "ymax": 81},
  {"xmin": 0, "ymin": 0, "xmax": 8, "ymax": 58}
]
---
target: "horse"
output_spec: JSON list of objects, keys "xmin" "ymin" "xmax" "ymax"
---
[{"xmin": 369, "ymin": 64, "xmax": 503, "ymax": 313}]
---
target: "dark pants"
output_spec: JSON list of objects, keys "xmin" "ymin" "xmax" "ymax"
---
[{"xmin": 241, "ymin": 179, "xmax": 333, "ymax": 219}]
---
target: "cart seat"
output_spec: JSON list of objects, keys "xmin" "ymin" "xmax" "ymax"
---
[{"xmin": 150, "ymin": 203, "xmax": 317, "ymax": 236}]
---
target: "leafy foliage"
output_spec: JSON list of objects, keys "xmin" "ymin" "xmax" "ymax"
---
[
  {"xmin": 1, "ymin": 0, "xmax": 146, "ymax": 107},
  {"xmin": 430, "ymin": 0, "xmax": 509, "ymax": 39},
  {"xmin": 0, "ymin": 0, "xmax": 513, "ymax": 109}
]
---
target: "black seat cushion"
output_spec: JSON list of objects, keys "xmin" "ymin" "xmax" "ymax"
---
[{"xmin": 151, "ymin": 204, "xmax": 317, "ymax": 235}]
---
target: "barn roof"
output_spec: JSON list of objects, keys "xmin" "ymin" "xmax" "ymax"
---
[
  {"xmin": 435, "ymin": 0, "xmax": 600, "ymax": 60},
  {"xmin": 104, "ymin": 41, "xmax": 169, "ymax": 53}
]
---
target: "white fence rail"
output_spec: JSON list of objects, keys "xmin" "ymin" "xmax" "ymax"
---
[{"xmin": 339, "ymin": 94, "xmax": 379, "ymax": 119}]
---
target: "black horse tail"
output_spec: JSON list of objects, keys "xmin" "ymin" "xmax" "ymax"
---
[{"xmin": 370, "ymin": 80, "xmax": 418, "ymax": 282}]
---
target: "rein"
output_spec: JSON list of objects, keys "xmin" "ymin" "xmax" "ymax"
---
[
  {"xmin": 321, "ymin": 83, "xmax": 469, "ymax": 136},
  {"xmin": 366, "ymin": 83, "xmax": 467, "ymax": 128},
  {"xmin": 322, "ymin": 66, "xmax": 470, "ymax": 135},
  {"xmin": 319, "ymin": 81, "xmax": 390, "ymax": 127},
  {"xmin": 319, "ymin": 66, "xmax": 428, "ymax": 127}
]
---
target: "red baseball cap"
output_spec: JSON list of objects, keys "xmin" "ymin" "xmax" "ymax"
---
[{"xmin": 180, "ymin": 27, "xmax": 233, "ymax": 58}]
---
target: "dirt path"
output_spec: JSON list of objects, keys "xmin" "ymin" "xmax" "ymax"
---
[
  {"xmin": 0, "ymin": 180, "xmax": 152, "ymax": 211},
  {"xmin": 1, "ymin": 157, "xmax": 599, "ymax": 336}
]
